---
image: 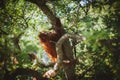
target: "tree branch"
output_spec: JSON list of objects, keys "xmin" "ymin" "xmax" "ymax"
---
[
  {"xmin": 26, "ymin": 0, "xmax": 57, "ymax": 26},
  {"xmin": 26, "ymin": 0, "xmax": 64, "ymax": 36},
  {"xmin": 13, "ymin": 32, "xmax": 24, "ymax": 50},
  {"xmin": 54, "ymin": 34, "xmax": 85, "ymax": 72}
]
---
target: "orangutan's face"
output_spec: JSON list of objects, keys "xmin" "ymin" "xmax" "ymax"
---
[{"xmin": 39, "ymin": 32, "xmax": 50, "ymax": 42}]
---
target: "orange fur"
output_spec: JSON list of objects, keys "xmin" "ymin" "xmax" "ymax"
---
[{"xmin": 39, "ymin": 31, "xmax": 60, "ymax": 62}]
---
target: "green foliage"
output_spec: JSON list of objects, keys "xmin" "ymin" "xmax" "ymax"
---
[
  {"xmin": 0, "ymin": 0, "xmax": 120, "ymax": 80},
  {"xmin": 0, "ymin": 0, "xmax": 46, "ymax": 79}
]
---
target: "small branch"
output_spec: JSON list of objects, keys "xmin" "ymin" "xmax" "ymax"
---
[{"xmin": 13, "ymin": 32, "xmax": 24, "ymax": 50}]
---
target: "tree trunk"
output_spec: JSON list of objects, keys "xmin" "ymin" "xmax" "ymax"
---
[
  {"xmin": 63, "ymin": 40, "xmax": 76, "ymax": 80},
  {"xmin": 55, "ymin": 34, "xmax": 84, "ymax": 80}
]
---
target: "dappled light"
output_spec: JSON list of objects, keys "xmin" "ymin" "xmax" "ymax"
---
[{"xmin": 0, "ymin": 0, "xmax": 120, "ymax": 80}]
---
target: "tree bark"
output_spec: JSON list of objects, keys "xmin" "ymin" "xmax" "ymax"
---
[
  {"xmin": 26, "ymin": 0, "xmax": 56, "ymax": 26},
  {"xmin": 54, "ymin": 34, "xmax": 84, "ymax": 80}
]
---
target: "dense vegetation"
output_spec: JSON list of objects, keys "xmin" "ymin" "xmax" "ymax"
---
[{"xmin": 0, "ymin": 0, "xmax": 120, "ymax": 80}]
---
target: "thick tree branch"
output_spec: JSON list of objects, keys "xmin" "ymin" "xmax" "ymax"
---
[
  {"xmin": 26, "ymin": 0, "xmax": 64, "ymax": 36},
  {"xmin": 26, "ymin": 0, "xmax": 57, "ymax": 26},
  {"xmin": 54, "ymin": 34, "xmax": 85, "ymax": 72},
  {"xmin": 43, "ymin": 34, "xmax": 85, "ymax": 79}
]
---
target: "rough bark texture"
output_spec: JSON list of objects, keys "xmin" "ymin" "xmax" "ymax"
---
[{"xmin": 54, "ymin": 34, "xmax": 84, "ymax": 80}]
